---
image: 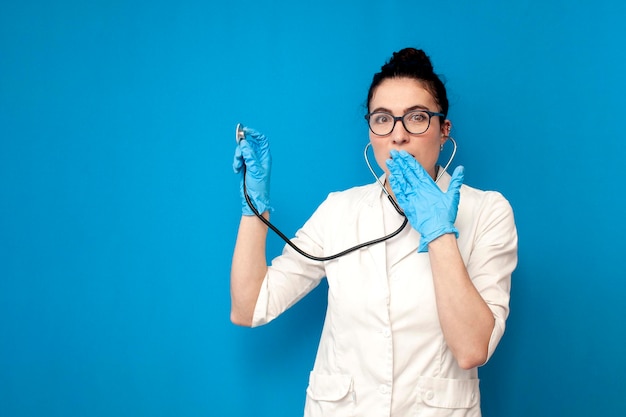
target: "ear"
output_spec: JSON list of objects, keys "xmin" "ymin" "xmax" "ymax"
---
[
  {"xmin": 440, "ymin": 119, "xmax": 452, "ymax": 145},
  {"xmin": 441, "ymin": 119, "xmax": 452, "ymax": 136}
]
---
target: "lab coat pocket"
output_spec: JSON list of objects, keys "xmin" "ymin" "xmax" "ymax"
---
[
  {"xmin": 304, "ymin": 372, "xmax": 355, "ymax": 417},
  {"xmin": 415, "ymin": 376, "xmax": 480, "ymax": 416}
]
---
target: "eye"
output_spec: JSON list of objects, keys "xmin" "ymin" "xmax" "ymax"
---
[
  {"xmin": 407, "ymin": 111, "xmax": 427, "ymax": 123},
  {"xmin": 372, "ymin": 113, "xmax": 392, "ymax": 124}
]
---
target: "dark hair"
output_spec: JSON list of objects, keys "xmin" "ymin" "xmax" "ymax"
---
[{"xmin": 366, "ymin": 48, "xmax": 448, "ymax": 119}]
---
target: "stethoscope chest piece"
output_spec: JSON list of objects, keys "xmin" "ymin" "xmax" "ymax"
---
[{"xmin": 235, "ymin": 123, "xmax": 246, "ymax": 144}]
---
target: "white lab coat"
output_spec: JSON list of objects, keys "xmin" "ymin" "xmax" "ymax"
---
[{"xmin": 252, "ymin": 171, "xmax": 518, "ymax": 417}]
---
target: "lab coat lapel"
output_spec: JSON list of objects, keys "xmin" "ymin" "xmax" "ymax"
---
[
  {"xmin": 360, "ymin": 184, "xmax": 388, "ymax": 281},
  {"xmin": 391, "ymin": 227, "xmax": 420, "ymax": 267}
]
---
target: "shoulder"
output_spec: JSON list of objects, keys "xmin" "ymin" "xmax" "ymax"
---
[
  {"xmin": 439, "ymin": 169, "xmax": 513, "ymax": 217},
  {"xmin": 457, "ymin": 183, "xmax": 517, "ymax": 244},
  {"xmin": 460, "ymin": 184, "xmax": 514, "ymax": 215}
]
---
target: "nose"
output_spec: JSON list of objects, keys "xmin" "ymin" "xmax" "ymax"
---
[{"xmin": 391, "ymin": 119, "xmax": 410, "ymax": 144}]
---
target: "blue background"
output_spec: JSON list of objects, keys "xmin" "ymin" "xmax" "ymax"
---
[{"xmin": 2, "ymin": 1, "xmax": 625, "ymax": 416}]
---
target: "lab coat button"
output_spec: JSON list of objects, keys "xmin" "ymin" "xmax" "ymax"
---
[
  {"xmin": 382, "ymin": 328, "xmax": 391, "ymax": 337},
  {"xmin": 425, "ymin": 391, "xmax": 434, "ymax": 400},
  {"xmin": 378, "ymin": 384, "xmax": 389, "ymax": 394}
]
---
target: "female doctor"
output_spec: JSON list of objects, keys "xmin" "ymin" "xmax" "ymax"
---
[{"xmin": 230, "ymin": 48, "xmax": 518, "ymax": 417}]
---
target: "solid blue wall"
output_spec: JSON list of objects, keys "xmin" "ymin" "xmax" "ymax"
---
[{"xmin": 2, "ymin": 1, "xmax": 625, "ymax": 416}]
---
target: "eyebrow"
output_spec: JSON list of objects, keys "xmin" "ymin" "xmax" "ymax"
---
[{"xmin": 370, "ymin": 104, "xmax": 432, "ymax": 114}]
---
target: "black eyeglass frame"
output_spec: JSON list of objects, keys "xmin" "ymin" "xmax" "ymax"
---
[{"xmin": 364, "ymin": 110, "xmax": 445, "ymax": 136}]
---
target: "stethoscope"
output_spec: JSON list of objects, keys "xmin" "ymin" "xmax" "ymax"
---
[{"xmin": 235, "ymin": 123, "xmax": 457, "ymax": 262}]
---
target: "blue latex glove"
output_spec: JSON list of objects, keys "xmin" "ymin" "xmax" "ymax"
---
[
  {"xmin": 386, "ymin": 150, "xmax": 464, "ymax": 252},
  {"xmin": 233, "ymin": 127, "xmax": 272, "ymax": 216}
]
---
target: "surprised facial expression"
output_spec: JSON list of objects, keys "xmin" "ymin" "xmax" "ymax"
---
[{"xmin": 368, "ymin": 77, "xmax": 450, "ymax": 181}]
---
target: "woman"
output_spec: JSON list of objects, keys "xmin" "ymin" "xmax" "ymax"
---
[{"xmin": 231, "ymin": 48, "xmax": 518, "ymax": 417}]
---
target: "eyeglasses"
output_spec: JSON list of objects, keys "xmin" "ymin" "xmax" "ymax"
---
[{"xmin": 364, "ymin": 110, "xmax": 444, "ymax": 136}]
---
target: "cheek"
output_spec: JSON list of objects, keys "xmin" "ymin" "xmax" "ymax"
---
[{"xmin": 416, "ymin": 133, "xmax": 444, "ymax": 161}]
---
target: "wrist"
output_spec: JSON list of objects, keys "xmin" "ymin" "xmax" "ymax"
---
[
  {"xmin": 418, "ymin": 226, "xmax": 459, "ymax": 253},
  {"xmin": 426, "ymin": 232, "xmax": 458, "ymax": 250},
  {"xmin": 241, "ymin": 197, "xmax": 272, "ymax": 216}
]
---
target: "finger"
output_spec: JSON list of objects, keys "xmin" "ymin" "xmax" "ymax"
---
[
  {"xmin": 400, "ymin": 154, "xmax": 433, "ymax": 186},
  {"xmin": 391, "ymin": 151, "xmax": 434, "ymax": 192},
  {"xmin": 448, "ymin": 165, "xmax": 465, "ymax": 193},
  {"xmin": 239, "ymin": 140, "xmax": 260, "ymax": 172},
  {"xmin": 385, "ymin": 155, "xmax": 401, "ymax": 179},
  {"xmin": 386, "ymin": 152, "xmax": 402, "ymax": 179},
  {"xmin": 387, "ymin": 176, "xmax": 410, "ymax": 209},
  {"xmin": 243, "ymin": 127, "xmax": 270, "ymax": 157},
  {"xmin": 242, "ymin": 126, "xmax": 264, "ymax": 139},
  {"xmin": 387, "ymin": 150, "xmax": 412, "ymax": 179},
  {"xmin": 386, "ymin": 158, "xmax": 409, "ymax": 196},
  {"xmin": 242, "ymin": 127, "xmax": 268, "ymax": 149},
  {"xmin": 233, "ymin": 146, "xmax": 244, "ymax": 173},
  {"xmin": 386, "ymin": 170, "xmax": 404, "ymax": 196},
  {"xmin": 393, "ymin": 152, "xmax": 421, "ymax": 188}
]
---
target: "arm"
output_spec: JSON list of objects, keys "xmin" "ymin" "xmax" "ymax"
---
[
  {"xmin": 428, "ymin": 234, "xmax": 495, "ymax": 369},
  {"xmin": 230, "ymin": 127, "xmax": 272, "ymax": 327},
  {"xmin": 229, "ymin": 126, "xmax": 327, "ymax": 328},
  {"xmin": 428, "ymin": 193, "xmax": 518, "ymax": 369},
  {"xmin": 230, "ymin": 212, "xmax": 269, "ymax": 327},
  {"xmin": 386, "ymin": 150, "xmax": 504, "ymax": 369}
]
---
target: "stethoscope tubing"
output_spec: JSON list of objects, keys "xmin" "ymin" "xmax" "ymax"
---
[{"xmin": 242, "ymin": 165, "xmax": 408, "ymax": 262}]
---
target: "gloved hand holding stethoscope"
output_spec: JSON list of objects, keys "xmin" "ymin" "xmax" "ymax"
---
[{"xmin": 232, "ymin": 125, "xmax": 272, "ymax": 216}]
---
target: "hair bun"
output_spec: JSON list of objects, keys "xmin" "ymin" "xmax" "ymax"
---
[
  {"xmin": 385, "ymin": 48, "xmax": 435, "ymax": 75},
  {"xmin": 366, "ymin": 47, "xmax": 448, "ymax": 117}
]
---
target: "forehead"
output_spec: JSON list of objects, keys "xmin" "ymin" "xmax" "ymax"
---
[{"xmin": 369, "ymin": 77, "xmax": 438, "ymax": 111}]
